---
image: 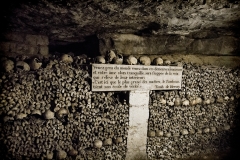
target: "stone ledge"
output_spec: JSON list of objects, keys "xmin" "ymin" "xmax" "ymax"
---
[
  {"xmin": 98, "ymin": 33, "xmax": 240, "ymax": 56},
  {"xmin": 25, "ymin": 34, "xmax": 49, "ymax": 46},
  {"xmin": 146, "ymin": 54, "xmax": 240, "ymax": 68},
  {"xmin": 3, "ymin": 32, "xmax": 49, "ymax": 45},
  {"xmin": 187, "ymin": 36, "xmax": 239, "ymax": 55},
  {"xmin": 0, "ymin": 42, "xmax": 49, "ymax": 56}
]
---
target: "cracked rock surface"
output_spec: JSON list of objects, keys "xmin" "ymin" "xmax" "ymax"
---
[{"xmin": 0, "ymin": 0, "xmax": 240, "ymax": 45}]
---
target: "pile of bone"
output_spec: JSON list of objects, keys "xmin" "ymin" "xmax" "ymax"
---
[
  {"xmin": 0, "ymin": 53, "xmax": 129, "ymax": 160},
  {"xmin": 0, "ymin": 50, "xmax": 180, "ymax": 74},
  {"xmin": 146, "ymin": 63, "xmax": 240, "ymax": 159},
  {"xmin": 95, "ymin": 50, "xmax": 173, "ymax": 66}
]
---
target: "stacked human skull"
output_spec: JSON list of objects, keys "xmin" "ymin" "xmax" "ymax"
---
[
  {"xmin": 0, "ymin": 53, "xmax": 239, "ymax": 160},
  {"xmin": 147, "ymin": 63, "xmax": 239, "ymax": 159},
  {"xmin": 0, "ymin": 54, "xmax": 129, "ymax": 160}
]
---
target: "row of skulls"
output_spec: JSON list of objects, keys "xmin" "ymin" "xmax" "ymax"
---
[
  {"xmin": 1, "ymin": 50, "xmax": 173, "ymax": 73},
  {"xmin": 0, "ymin": 54, "xmax": 74, "ymax": 73},
  {"xmin": 96, "ymin": 50, "xmax": 172, "ymax": 65}
]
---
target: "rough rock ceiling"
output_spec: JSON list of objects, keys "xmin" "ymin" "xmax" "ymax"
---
[{"xmin": 1, "ymin": 0, "xmax": 240, "ymax": 45}]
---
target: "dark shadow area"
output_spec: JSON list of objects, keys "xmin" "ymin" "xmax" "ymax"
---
[
  {"xmin": 227, "ymin": 96, "xmax": 240, "ymax": 160},
  {"xmin": 135, "ymin": 22, "xmax": 164, "ymax": 36},
  {"xmin": 0, "ymin": 2, "xmax": 15, "ymax": 36},
  {"xmin": 0, "ymin": 115, "xmax": 10, "ymax": 160},
  {"xmin": 49, "ymin": 35, "xmax": 100, "ymax": 58},
  {"xmin": 0, "ymin": 0, "xmax": 41, "ymax": 37}
]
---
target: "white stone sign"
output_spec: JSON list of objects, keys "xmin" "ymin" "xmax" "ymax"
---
[{"xmin": 92, "ymin": 64, "xmax": 183, "ymax": 91}]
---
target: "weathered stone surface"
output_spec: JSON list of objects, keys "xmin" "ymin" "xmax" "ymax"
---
[
  {"xmin": 0, "ymin": 42, "xmax": 39, "ymax": 55},
  {"xmin": 99, "ymin": 33, "xmax": 239, "ymax": 56},
  {"xmin": 25, "ymin": 34, "xmax": 49, "ymax": 46},
  {"xmin": 0, "ymin": 42, "xmax": 11, "ymax": 53},
  {"xmin": 15, "ymin": 43, "xmax": 39, "ymax": 55},
  {"xmin": 187, "ymin": 36, "xmax": 239, "ymax": 55},
  {"xmin": 28, "ymin": 45, "xmax": 40, "ymax": 55},
  {"xmin": 99, "ymin": 34, "xmax": 193, "ymax": 55},
  {"xmin": 0, "ymin": 0, "xmax": 239, "ymax": 44},
  {"xmin": 3, "ymin": 32, "xmax": 49, "ymax": 45},
  {"xmin": 38, "ymin": 46, "xmax": 49, "ymax": 55},
  {"xmin": 187, "ymin": 30, "xmax": 219, "ymax": 39},
  {"xmin": 3, "ymin": 32, "xmax": 25, "ymax": 42},
  {"xmin": 148, "ymin": 54, "xmax": 240, "ymax": 68},
  {"xmin": 0, "ymin": 32, "xmax": 49, "ymax": 56}
]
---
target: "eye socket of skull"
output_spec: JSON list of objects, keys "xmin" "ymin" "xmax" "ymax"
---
[
  {"xmin": 35, "ymin": 58, "xmax": 40, "ymax": 62},
  {"xmin": 17, "ymin": 66, "xmax": 24, "ymax": 70}
]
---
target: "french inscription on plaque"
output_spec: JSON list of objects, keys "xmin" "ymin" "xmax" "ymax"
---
[{"xmin": 92, "ymin": 64, "xmax": 183, "ymax": 91}]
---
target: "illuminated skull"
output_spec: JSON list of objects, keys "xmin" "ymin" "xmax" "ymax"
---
[
  {"xmin": 60, "ymin": 54, "xmax": 73, "ymax": 63},
  {"xmin": 153, "ymin": 57, "xmax": 163, "ymax": 65},
  {"xmin": 164, "ymin": 59, "xmax": 171, "ymax": 65},
  {"xmin": 106, "ymin": 50, "xmax": 116, "ymax": 63},
  {"xmin": 16, "ymin": 61, "xmax": 30, "ymax": 71},
  {"xmin": 112, "ymin": 53, "xmax": 123, "ymax": 64},
  {"xmin": 29, "ymin": 58, "xmax": 42, "ymax": 70},
  {"xmin": 95, "ymin": 56, "xmax": 106, "ymax": 64},
  {"xmin": 139, "ymin": 56, "xmax": 151, "ymax": 65},
  {"xmin": 125, "ymin": 55, "xmax": 137, "ymax": 65},
  {"xmin": 2, "ymin": 59, "xmax": 14, "ymax": 72}
]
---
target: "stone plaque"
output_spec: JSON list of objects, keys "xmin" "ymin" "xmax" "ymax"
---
[{"xmin": 92, "ymin": 64, "xmax": 183, "ymax": 91}]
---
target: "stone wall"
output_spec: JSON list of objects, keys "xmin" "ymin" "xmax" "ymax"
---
[
  {"xmin": 0, "ymin": 32, "xmax": 49, "ymax": 57},
  {"xmin": 98, "ymin": 32, "xmax": 240, "ymax": 56}
]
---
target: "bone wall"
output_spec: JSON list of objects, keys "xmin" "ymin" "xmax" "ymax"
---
[
  {"xmin": 0, "ymin": 54, "xmax": 239, "ymax": 160},
  {"xmin": 0, "ymin": 36, "xmax": 240, "ymax": 159},
  {"xmin": 147, "ymin": 63, "xmax": 240, "ymax": 159},
  {"xmin": 0, "ymin": 59, "xmax": 129, "ymax": 160}
]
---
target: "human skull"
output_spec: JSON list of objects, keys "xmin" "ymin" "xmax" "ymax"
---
[
  {"xmin": 94, "ymin": 139, "xmax": 103, "ymax": 148},
  {"xmin": 152, "ymin": 57, "xmax": 163, "ymax": 65},
  {"xmin": 56, "ymin": 108, "xmax": 68, "ymax": 119},
  {"xmin": 16, "ymin": 61, "xmax": 30, "ymax": 71},
  {"xmin": 106, "ymin": 50, "xmax": 116, "ymax": 63},
  {"xmin": 29, "ymin": 58, "xmax": 42, "ymax": 70},
  {"xmin": 164, "ymin": 59, "xmax": 171, "ymax": 65},
  {"xmin": 2, "ymin": 59, "xmax": 14, "ymax": 72},
  {"xmin": 139, "ymin": 56, "xmax": 151, "ymax": 65},
  {"xmin": 125, "ymin": 55, "xmax": 137, "ymax": 65},
  {"xmin": 112, "ymin": 53, "xmax": 123, "ymax": 64},
  {"xmin": 43, "ymin": 110, "xmax": 54, "ymax": 120},
  {"xmin": 60, "ymin": 54, "xmax": 73, "ymax": 63},
  {"xmin": 95, "ymin": 56, "xmax": 106, "ymax": 64}
]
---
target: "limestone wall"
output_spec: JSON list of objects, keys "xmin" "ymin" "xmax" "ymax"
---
[
  {"xmin": 0, "ymin": 32, "xmax": 49, "ymax": 57},
  {"xmin": 99, "ymin": 33, "xmax": 240, "ymax": 55}
]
